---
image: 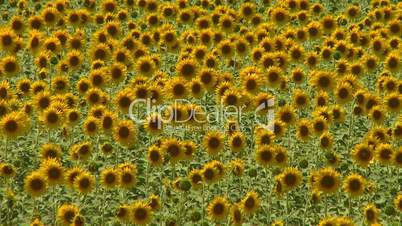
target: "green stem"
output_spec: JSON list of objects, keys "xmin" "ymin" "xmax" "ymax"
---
[
  {"xmin": 53, "ymin": 187, "xmax": 57, "ymax": 225},
  {"xmin": 201, "ymin": 184, "xmax": 205, "ymax": 224},
  {"xmin": 347, "ymin": 102, "xmax": 355, "ymax": 152},
  {"xmin": 4, "ymin": 138, "xmax": 8, "ymax": 160}
]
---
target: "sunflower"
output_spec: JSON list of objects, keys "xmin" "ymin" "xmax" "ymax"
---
[
  {"xmin": 35, "ymin": 52, "xmax": 50, "ymax": 69},
  {"xmin": 229, "ymin": 132, "xmax": 245, "ymax": 152},
  {"xmin": 71, "ymin": 215, "xmax": 85, "ymax": 226},
  {"xmin": 198, "ymin": 68, "xmax": 217, "ymax": 90},
  {"xmin": 393, "ymin": 122, "xmax": 402, "ymax": 140},
  {"xmin": 304, "ymin": 51, "xmax": 319, "ymax": 68},
  {"xmin": 252, "ymin": 47, "xmax": 265, "ymax": 64},
  {"xmin": 189, "ymin": 79, "xmax": 204, "ymax": 98},
  {"xmin": 0, "ymin": 111, "xmax": 30, "ymax": 139},
  {"xmin": 116, "ymin": 205, "xmax": 131, "ymax": 223},
  {"xmin": 307, "ymin": 21, "xmax": 322, "ymax": 39},
  {"xmin": 162, "ymin": 28, "xmax": 179, "ymax": 47},
  {"xmin": 273, "ymin": 120, "xmax": 287, "ymax": 138},
  {"xmin": 312, "ymin": 105, "xmax": 331, "ymax": 122},
  {"xmin": 384, "ymin": 77, "xmax": 398, "ymax": 93},
  {"xmin": 230, "ymin": 203, "xmax": 244, "ymax": 226},
  {"xmin": 235, "ymin": 37, "xmax": 249, "ymax": 56},
  {"xmin": 65, "ymin": 109, "xmax": 80, "ymax": 127},
  {"xmin": 277, "ymin": 105, "xmax": 296, "ymax": 125},
  {"xmin": 343, "ymin": 173, "xmax": 366, "ymax": 198},
  {"xmin": 352, "ymin": 143, "xmax": 374, "ymax": 168},
  {"xmin": 192, "ymin": 45, "xmax": 207, "ymax": 62},
  {"xmin": 39, "ymin": 158, "xmax": 64, "ymax": 185},
  {"xmin": 203, "ymin": 131, "xmax": 224, "ymax": 156},
  {"xmin": 0, "ymin": 163, "xmax": 16, "ymax": 178},
  {"xmin": 119, "ymin": 165, "xmax": 137, "ymax": 189},
  {"xmin": 293, "ymin": 89, "xmax": 309, "ymax": 108},
  {"xmin": 147, "ymin": 145, "xmax": 164, "ymax": 167},
  {"xmin": 144, "ymin": 113, "xmax": 163, "ymax": 134},
  {"xmin": 1, "ymin": 56, "xmax": 20, "ymax": 76},
  {"xmin": 43, "ymin": 37, "xmax": 61, "ymax": 53},
  {"xmin": 208, "ymin": 196, "xmax": 230, "ymax": 221},
  {"xmin": 222, "ymin": 89, "xmax": 242, "ymax": 107},
  {"xmin": 65, "ymin": 50, "xmax": 83, "ymax": 69},
  {"xmin": 318, "ymin": 217, "xmax": 337, "ymax": 226},
  {"xmin": 74, "ymin": 171, "xmax": 95, "ymax": 194},
  {"xmin": 100, "ymin": 167, "xmax": 120, "ymax": 189},
  {"xmin": 242, "ymin": 73, "xmax": 262, "ymax": 94},
  {"xmin": 319, "ymin": 132, "xmax": 333, "ymax": 150},
  {"xmin": 369, "ymin": 105, "xmax": 385, "ymax": 124},
  {"xmin": 202, "ymin": 162, "xmax": 219, "ymax": 184},
  {"xmin": 90, "ymin": 43, "xmax": 110, "ymax": 61},
  {"xmin": 270, "ymin": 7, "xmax": 289, "ymax": 24},
  {"xmin": 241, "ymin": 191, "xmax": 260, "ymax": 215},
  {"xmin": 375, "ymin": 143, "xmax": 394, "ymax": 165},
  {"xmin": 0, "ymin": 100, "xmax": 8, "ymax": 117},
  {"xmin": 289, "ymin": 45, "xmax": 305, "ymax": 62},
  {"xmin": 296, "ymin": 119, "xmax": 312, "ymax": 141},
  {"xmin": 114, "ymin": 88, "xmax": 134, "ymax": 113},
  {"xmin": 105, "ymin": 21, "xmax": 121, "ymax": 37},
  {"xmin": 86, "ymin": 88, "xmax": 106, "ymax": 105},
  {"xmin": 82, "ymin": 116, "xmax": 100, "ymax": 137},
  {"xmin": 255, "ymin": 145, "xmax": 275, "ymax": 167},
  {"xmin": 57, "ymin": 204, "xmax": 79, "ymax": 225},
  {"xmin": 146, "ymin": 194, "xmax": 161, "ymax": 212},
  {"xmin": 384, "ymin": 92, "xmax": 401, "ymax": 112},
  {"xmin": 52, "ymin": 75, "xmax": 70, "ymax": 93},
  {"xmin": 178, "ymin": 9, "xmax": 193, "ymax": 24},
  {"xmin": 311, "ymin": 116, "xmax": 328, "ymax": 136},
  {"xmin": 176, "ymin": 58, "xmax": 197, "ymax": 79},
  {"xmin": 187, "ymin": 169, "xmax": 202, "ymax": 190},
  {"xmin": 41, "ymin": 7, "xmax": 58, "ymax": 25},
  {"xmin": 314, "ymin": 167, "xmax": 340, "ymax": 194},
  {"xmin": 113, "ymin": 47, "xmax": 131, "ymax": 65},
  {"xmin": 109, "ymin": 62, "xmax": 127, "ymax": 84},
  {"xmin": 165, "ymin": 77, "xmax": 188, "ymax": 99},
  {"xmin": 0, "ymin": 28, "xmax": 18, "ymax": 51},
  {"xmin": 70, "ymin": 141, "xmax": 92, "ymax": 160},
  {"xmin": 130, "ymin": 201, "xmax": 152, "ymax": 225},
  {"xmin": 280, "ymin": 167, "xmax": 302, "ymax": 192},
  {"xmin": 335, "ymin": 82, "xmax": 353, "ymax": 104},
  {"xmin": 65, "ymin": 168, "xmax": 84, "ymax": 187},
  {"xmin": 75, "ymin": 78, "xmax": 90, "ymax": 94},
  {"xmin": 266, "ymin": 66, "xmax": 283, "ymax": 87},
  {"xmin": 24, "ymin": 171, "xmax": 48, "ymax": 197},
  {"xmin": 394, "ymin": 194, "xmax": 402, "ymax": 212},
  {"xmin": 113, "ymin": 120, "xmax": 136, "ymax": 147},
  {"xmin": 204, "ymin": 52, "xmax": 218, "ymax": 68},
  {"xmin": 136, "ymin": 56, "xmax": 156, "ymax": 76},
  {"xmin": 89, "ymin": 68, "xmax": 109, "ymax": 88},
  {"xmin": 310, "ymin": 71, "xmax": 335, "ymax": 91},
  {"xmin": 30, "ymin": 218, "xmax": 44, "ymax": 226},
  {"xmin": 272, "ymin": 219, "xmax": 284, "ymax": 226},
  {"xmin": 164, "ymin": 104, "xmax": 189, "ymax": 123},
  {"xmin": 363, "ymin": 204, "xmax": 379, "ymax": 225},
  {"xmin": 0, "ymin": 81, "xmax": 14, "ymax": 101},
  {"xmin": 161, "ymin": 138, "xmax": 184, "ymax": 163},
  {"xmin": 182, "ymin": 140, "xmax": 196, "ymax": 160}
]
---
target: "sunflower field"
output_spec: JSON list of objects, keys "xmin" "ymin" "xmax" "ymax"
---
[{"xmin": 0, "ymin": 0, "xmax": 401, "ymax": 225}]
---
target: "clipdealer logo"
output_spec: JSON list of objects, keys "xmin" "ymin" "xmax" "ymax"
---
[{"xmin": 128, "ymin": 98, "xmax": 275, "ymax": 131}]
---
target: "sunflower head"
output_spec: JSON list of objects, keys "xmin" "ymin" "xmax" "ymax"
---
[
  {"xmin": 314, "ymin": 167, "xmax": 340, "ymax": 194},
  {"xmin": 343, "ymin": 173, "xmax": 366, "ymax": 198},
  {"xmin": 130, "ymin": 201, "xmax": 153, "ymax": 225},
  {"xmin": 207, "ymin": 196, "xmax": 230, "ymax": 221}
]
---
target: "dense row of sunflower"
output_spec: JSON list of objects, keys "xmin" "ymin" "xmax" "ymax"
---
[{"xmin": 0, "ymin": 0, "xmax": 401, "ymax": 225}]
